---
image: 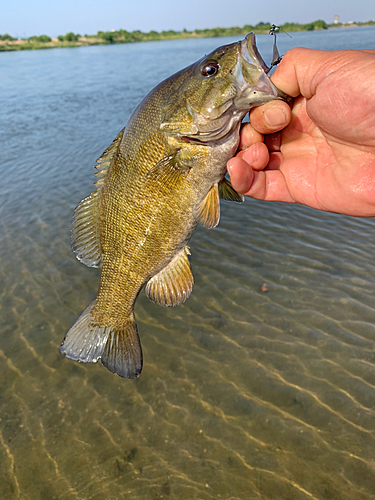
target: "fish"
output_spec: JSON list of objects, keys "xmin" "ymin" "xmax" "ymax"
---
[{"xmin": 60, "ymin": 33, "xmax": 290, "ymax": 379}]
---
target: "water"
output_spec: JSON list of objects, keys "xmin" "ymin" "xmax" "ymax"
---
[{"xmin": 1, "ymin": 26, "xmax": 375, "ymax": 499}]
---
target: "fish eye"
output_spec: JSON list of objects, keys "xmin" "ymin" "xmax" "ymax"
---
[{"xmin": 201, "ymin": 61, "xmax": 219, "ymax": 77}]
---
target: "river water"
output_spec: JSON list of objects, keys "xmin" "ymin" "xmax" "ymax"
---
[{"xmin": 1, "ymin": 27, "xmax": 375, "ymax": 500}]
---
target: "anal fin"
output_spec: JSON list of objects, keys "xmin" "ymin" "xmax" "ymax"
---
[
  {"xmin": 195, "ymin": 183, "xmax": 220, "ymax": 229},
  {"xmin": 145, "ymin": 246, "xmax": 194, "ymax": 307}
]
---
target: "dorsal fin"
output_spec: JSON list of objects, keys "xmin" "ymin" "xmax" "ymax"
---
[
  {"xmin": 195, "ymin": 183, "xmax": 220, "ymax": 229},
  {"xmin": 94, "ymin": 128, "xmax": 125, "ymax": 185},
  {"xmin": 145, "ymin": 246, "xmax": 194, "ymax": 306},
  {"xmin": 71, "ymin": 129, "xmax": 124, "ymax": 268},
  {"xmin": 71, "ymin": 190, "xmax": 102, "ymax": 267}
]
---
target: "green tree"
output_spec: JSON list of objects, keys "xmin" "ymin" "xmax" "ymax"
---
[
  {"xmin": 64, "ymin": 32, "xmax": 79, "ymax": 42},
  {"xmin": 313, "ymin": 19, "xmax": 328, "ymax": 29},
  {"xmin": 97, "ymin": 31, "xmax": 116, "ymax": 43},
  {"xmin": 37, "ymin": 35, "xmax": 51, "ymax": 42},
  {"xmin": 1, "ymin": 33, "xmax": 16, "ymax": 41}
]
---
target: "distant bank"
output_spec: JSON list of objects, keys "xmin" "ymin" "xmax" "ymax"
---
[{"xmin": 1, "ymin": 20, "xmax": 374, "ymax": 52}]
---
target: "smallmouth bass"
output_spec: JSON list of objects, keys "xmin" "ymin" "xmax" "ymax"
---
[{"xmin": 60, "ymin": 33, "xmax": 290, "ymax": 378}]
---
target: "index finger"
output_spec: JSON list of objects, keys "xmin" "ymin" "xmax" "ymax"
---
[{"xmin": 249, "ymin": 101, "xmax": 291, "ymax": 135}]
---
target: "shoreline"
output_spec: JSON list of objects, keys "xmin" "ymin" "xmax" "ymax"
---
[{"xmin": 1, "ymin": 22, "xmax": 374, "ymax": 53}]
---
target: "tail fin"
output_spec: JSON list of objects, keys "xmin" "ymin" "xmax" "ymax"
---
[
  {"xmin": 101, "ymin": 321, "xmax": 142, "ymax": 379},
  {"xmin": 60, "ymin": 302, "xmax": 143, "ymax": 379}
]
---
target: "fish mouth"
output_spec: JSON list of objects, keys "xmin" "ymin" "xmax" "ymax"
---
[
  {"xmin": 242, "ymin": 32, "xmax": 270, "ymax": 74},
  {"xmin": 239, "ymin": 32, "xmax": 291, "ymax": 103}
]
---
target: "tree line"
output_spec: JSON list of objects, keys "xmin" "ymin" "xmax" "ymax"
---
[{"xmin": 1, "ymin": 20, "xmax": 374, "ymax": 51}]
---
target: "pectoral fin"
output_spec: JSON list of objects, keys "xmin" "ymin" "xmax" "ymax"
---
[
  {"xmin": 218, "ymin": 178, "xmax": 244, "ymax": 202},
  {"xmin": 145, "ymin": 247, "xmax": 194, "ymax": 307},
  {"xmin": 195, "ymin": 183, "xmax": 220, "ymax": 229},
  {"xmin": 145, "ymin": 151, "xmax": 190, "ymax": 191}
]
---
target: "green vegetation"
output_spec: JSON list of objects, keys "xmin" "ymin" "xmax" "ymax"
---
[
  {"xmin": 330, "ymin": 19, "xmax": 375, "ymax": 28},
  {"xmin": 281, "ymin": 19, "xmax": 328, "ymax": 31},
  {"xmin": 57, "ymin": 32, "xmax": 80, "ymax": 42},
  {"xmin": 0, "ymin": 33, "xmax": 16, "ymax": 41},
  {"xmin": 28, "ymin": 34, "xmax": 51, "ymax": 43},
  {"xmin": 0, "ymin": 19, "xmax": 374, "ymax": 52}
]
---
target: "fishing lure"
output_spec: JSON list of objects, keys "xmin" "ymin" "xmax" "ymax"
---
[{"xmin": 268, "ymin": 24, "xmax": 292, "ymax": 70}]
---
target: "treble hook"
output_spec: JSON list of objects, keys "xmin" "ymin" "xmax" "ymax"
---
[{"xmin": 268, "ymin": 24, "xmax": 292, "ymax": 70}]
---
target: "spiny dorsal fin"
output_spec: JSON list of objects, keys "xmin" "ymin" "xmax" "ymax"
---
[
  {"xmin": 218, "ymin": 178, "xmax": 245, "ymax": 203},
  {"xmin": 94, "ymin": 129, "xmax": 125, "ymax": 186},
  {"xmin": 145, "ymin": 246, "xmax": 194, "ymax": 307},
  {"xmin": 195, "ymin": 183, "xmax": 220, "ymax": 229},
  {"xmin": 71, "ymin": 129, "xmax": 124, "ymax": 268}
]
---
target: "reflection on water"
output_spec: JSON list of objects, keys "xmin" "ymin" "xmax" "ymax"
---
[{"xmin": 1, "ymin": 27, "xmax": 375, "ymax": 499}]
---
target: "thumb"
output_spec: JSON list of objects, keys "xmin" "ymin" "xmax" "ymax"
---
[{"xmin": 270, "ymin": 47, "xmax": 341, "ymax": 98}]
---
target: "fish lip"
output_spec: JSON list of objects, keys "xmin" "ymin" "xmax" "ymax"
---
[
  {"xmin": 241, "ymin": 32, "xmax": 292, "ymax": 103},
  {"xmin": 243, "ymin": 32, "xmax": 270, "ymax": 74}
]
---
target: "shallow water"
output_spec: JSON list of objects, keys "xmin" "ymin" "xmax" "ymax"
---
[{"xmin": 1, "ymin": 27, "xmax": 375, "ymax": 500}]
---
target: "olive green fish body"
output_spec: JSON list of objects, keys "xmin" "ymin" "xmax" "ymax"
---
[{"xmin": 60, "ymin": 34, "xmax": 290, "ymax": 378}]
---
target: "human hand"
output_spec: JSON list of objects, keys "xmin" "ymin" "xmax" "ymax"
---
[{"xmin": 227, "ymin": 47, "xmax": 375, "ymax": 216}]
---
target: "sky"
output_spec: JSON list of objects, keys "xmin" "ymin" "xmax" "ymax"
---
[{"xmin": 1, "ymin": 0, "xmax": 374, "ymax": 38}]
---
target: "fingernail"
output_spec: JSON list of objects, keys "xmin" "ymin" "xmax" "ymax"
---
[{"xmin": 264, "ymin": 107, "xmax": 286, "ymax": 128}]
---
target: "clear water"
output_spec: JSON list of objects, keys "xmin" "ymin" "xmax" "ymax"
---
[{"xmin": 1, "ymin": 27, "xmax": 375, "ymax": 500}]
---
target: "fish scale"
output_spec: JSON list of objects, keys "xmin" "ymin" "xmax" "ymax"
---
[{"xmin": 60, "ymin": 33, "xmax": 290, "ymax": 378}]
